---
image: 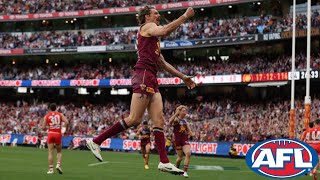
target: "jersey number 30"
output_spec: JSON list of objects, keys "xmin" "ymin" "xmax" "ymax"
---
[{"xmin": 49, "ymin": 115, "xmax": 61, "ymax": 129}]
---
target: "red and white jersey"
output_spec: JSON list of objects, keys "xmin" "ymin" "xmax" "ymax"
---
[
  {"xmin": 45, "ymin": 111, "xmax": 63, "ymax": 134},
  {"xmin": 306, "ymin": 127, "xmax": 320, "ymax": 144},
  {"xmin": 300, "ymin": 130, "xmax": 308, "ymax": 142}
]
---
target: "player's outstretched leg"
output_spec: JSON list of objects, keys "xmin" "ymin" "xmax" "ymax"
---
[
  {"xmin": 87, "ymin": 93, "xmax": 150, "ymax": 162},
  {"xmin": 86, "ymin": 139, "xmax": 103, "ymax": 162}
]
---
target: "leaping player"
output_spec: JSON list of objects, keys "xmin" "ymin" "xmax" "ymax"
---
[
  {"xmin": 86, "ymin": 6, "xmax": 196, "ymax": 175},
  {"xmin": 42, "ymin": 103, "xmax": 69, "ymax": 174}
]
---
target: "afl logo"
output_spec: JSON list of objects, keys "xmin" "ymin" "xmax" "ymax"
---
[{"xmin": 246, "ymin": 139, "xmax": 318, "ymax": 178}]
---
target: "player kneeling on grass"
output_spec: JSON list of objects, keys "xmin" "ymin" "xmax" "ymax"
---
[
  {"xmin": 42, "ymin": 103, "xmax": 69, "ymax": 174},
  {"xmin": 169, "ymin": 105, "xmax": 194, "ymax": 178},
  {"xmin": 137, "ymin": 121, "xmax": 153, "ymax": 170}
]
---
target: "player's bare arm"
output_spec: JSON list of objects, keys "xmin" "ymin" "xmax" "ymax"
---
[
  {"xmin": 169, "ymin": 108, "xmax": 180, "ymax": 126},
  {"xmin": 137, "ymin": 128, "xmax": 142, "ymax": 139},
  {"xmin": 141, "ymin": 7, "xmax": 194, "ymax": 37},
  {"xmin": 158, "ymin": 54, "xmax": 196, "ymax": 89},
  {"xmin": 61, "ymin": 114, "xmax": 69, "ymax": 125},
  {"xmin": 42, "ymin": 117, "xmax": 47, "ymax": 130},
  {"xmin": 300, "ymin": 131, "xmax": 306, "ymax": 141},
  {"xmin": 186, "ymin": 122, "xmax": 195, "ymax": 137}
]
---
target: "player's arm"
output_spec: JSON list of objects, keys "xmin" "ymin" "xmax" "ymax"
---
[
  {"xmin": 42, "ymin": 117, "xmax": 47, "ymax": 130},
  {"xmin": 169, "ymin": 109, "xmax": 180, "ymax": 126},
  {"xmin": 300, "ymin": 131, "xmax": 306, "ymax": 141},
  {"xmin": 144, "ymin": 7, "xmax": 194, "ymax": 37},
  {"xmin": 136, "ymin": 128, "xmax": 142, "ymax": 139},
  {"xmin": 61, "ymin": 114, "xmax": 69, "ymax": 125},
  {"xmin": 158, "ymin": 54, "xmax": 196, "ymax": 89},
  {"xmin": 186, "ymin": 122, "xmax": 195, "ymax": 137},
  {"xmin": 158, "ymin": 53, "xmax": 184, "ymax": 79}
]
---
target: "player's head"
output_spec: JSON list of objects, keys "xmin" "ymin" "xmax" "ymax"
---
[
  {"xmin": 175, "ymin": 105, "xmax": 188, "ymax": 117},
  {"xmin": 137, "ymin": 6, "xmax": 160, "ymax": 25},
  {"xmin": 49, "ymin": 103, "xmax": 57, "ymax": 111},
  {"xmin": 309, "ymin": 121, "xmax": 314, "ymax": 128},
  {"xmin": 142, "ymin": 120, "xmax": 148, "ymax": 128},
  {"xmin": 315, "ymin": 119, "xmax": 320, "ymax": 126}
]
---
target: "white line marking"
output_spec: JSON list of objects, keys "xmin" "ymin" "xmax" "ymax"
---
[
  {"xmin": 88, "ymin": 161, "xmax": 109, "ymax": 166},
  {"xmin": 191, "ymin": 165, "xmax": 224, "ymax": 171}
]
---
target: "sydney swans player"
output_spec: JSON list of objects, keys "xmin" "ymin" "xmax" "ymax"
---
[
  {"xmin": 169, "ymin": 105, "xmax": 194, "ymax": 178},
  {"xmin": 300, "ymin": 122, "xmax": 314, "ymax": 142},
  {"xmin": 86, "ymin": 6, "xmax": 196, "ymax": 175},
  {"xmin": 42, "ymin": 103, "xmax": 68, "ymax": 174},
  {"xmin": 137, "ymin": 121, "xmax": 153, "ymax": 170},
  {"xmin": 305, "ymin": 119, "xmax": 320, "ymax": 179}
]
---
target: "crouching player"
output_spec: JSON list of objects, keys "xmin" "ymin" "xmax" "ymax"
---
[
  {"xmin": 137, "ymin": 121, "xmax": 153, "ymax": 170},
  {"xmin": 42, "ymin": 103, "xmax": 69, "ymax": 174},
  {"xmin": 169, "ymin": 105, "xmax": 194, "ymax": 178}
]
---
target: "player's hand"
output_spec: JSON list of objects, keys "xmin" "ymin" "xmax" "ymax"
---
[
  {"xmin": 182, "ymin": 75, "xmax": 196, "ymax": 89},
  {"xmin": 184, "ymin": 7, "xmax": 195, "ymax": 19},
  {"xmin": 175, "ymin": 105, "xmax": 184, "ymax": 115}
]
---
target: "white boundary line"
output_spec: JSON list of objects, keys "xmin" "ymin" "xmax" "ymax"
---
[{"xmin": 88, "ymin": 161, "xmax": 109, "ymax": 166}]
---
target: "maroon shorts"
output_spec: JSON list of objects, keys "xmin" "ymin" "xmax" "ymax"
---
[
  {"xmin": 47, "ymin": 133, "xmax": 62, "ymax": 145},
  {"xmin": 141, "ymin": 140, "xmax": 151, "ymax": 148},
  {"xmin": 174, "ymin": 136, "xmax": 189, "ymax": 150},
  {"xmin": 132, "ymin": 68, "xmax": 159, "ymax": 96}
]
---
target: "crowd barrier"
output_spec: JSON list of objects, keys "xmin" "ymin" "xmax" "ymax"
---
[{"xmin": 0, "ymin": 134, "xmax": 254, "ymax": 156}]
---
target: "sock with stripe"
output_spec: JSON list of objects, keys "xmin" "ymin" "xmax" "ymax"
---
[
  {"xmin": 153, "ymin": 127, "xmax": 170, "ymax": 163},
  {"xmin": 93, "ymin": 120, "xmax": 128, "ymax": 145},
  {"xmin": 184, "ymin": 165, "xmax": 189, "ymax": 172}
]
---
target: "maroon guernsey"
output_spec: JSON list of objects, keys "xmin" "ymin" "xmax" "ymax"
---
[
  {"xmin": 173, "ymin": 118, "xmax": 189, "ymax": 149},
  {"xmin": 134, "ymin": 28, "xmax": 161, "ymax": 74}
]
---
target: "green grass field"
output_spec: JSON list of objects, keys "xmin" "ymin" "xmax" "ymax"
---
[{"xmin": 0, "ymin": 146, "xmax": 315, "ymax": 180}]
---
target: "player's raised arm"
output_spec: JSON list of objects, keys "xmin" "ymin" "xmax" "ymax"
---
[
  {"xmin": 158, "ymin": 54, "xmax": 196, "ymax": 89},
  {"xmin": 141, "ymin": 7, "xmax": 194, "ymax": 37},
  {"xmin": 169, "ymin": 107, "xmax": 181, "ymax": 126}
]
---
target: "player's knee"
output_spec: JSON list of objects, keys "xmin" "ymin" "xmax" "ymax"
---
[
  {"xmin": 127, "ymin": 115, "xmax": 142, "ymax": 126},
  {"xmin": 185, "ymin": 152, "xmax": 191, "ymax": 158},
  {"xmin": 153, "ymin": 114, "xmax": 165, "ymax": 127}
]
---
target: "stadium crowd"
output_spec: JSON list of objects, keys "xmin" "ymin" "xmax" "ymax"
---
[
  {"xmin": 0, "ymin": 96, "xmax": 316, "ymax": 143},
  {"xmin": 1, "ymin": 53, "xmax": 319, "ymax": 80},
  {"xmin": 1, "ymin": 12, "xmax": 320, "ymax": 49},
  {"xmin": 0, "ymin": 0, "xmax": 189, "ymax": 15}
]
